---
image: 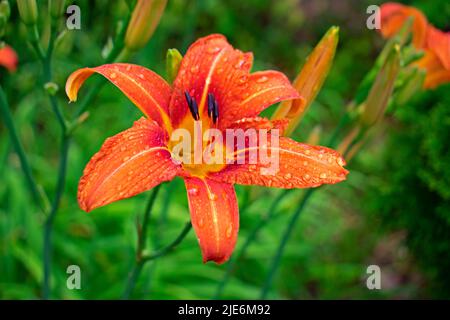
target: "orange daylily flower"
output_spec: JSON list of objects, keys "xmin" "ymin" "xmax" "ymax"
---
[
  {"xmin": 0, "ymin": 45, "xmax": 18, "ymax": 72},
  {"xmin": 380, "ymin": 2, "xmax": 450, "ymax": 88},
  {"xmin": 66, "ymin": 34, "xmax": 348, "ymax": 264}
]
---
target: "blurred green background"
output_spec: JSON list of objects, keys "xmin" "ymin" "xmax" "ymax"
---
[{"xmin": 1, "ymin": 0, "xmax": 449, "ymax": 299}]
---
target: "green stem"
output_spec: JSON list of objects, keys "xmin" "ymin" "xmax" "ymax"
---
[
  {"xmin": 260, "ymin": 189, "xmax": 315, "ymax": 299},
  {"xmin": 214, "ymin": 190, "xmax": 290, "ymax": 299},
  {"xmin": 140, "ymin": 222, "xmax": 192, "ymax": 262},
  {"xmin": 42, "ymin": 136, "xmax": 70, "ymax": 299},
  {"xmin": 0, "ymin": 87, "xmax": 45, "ymax": 211},
  {"xmin": 122, "ymin": 186, "xmax": 162, "ymax": 299},
  {"xmin": 122, "ymin": 220, "xmax": 192, "ymax": 299}
]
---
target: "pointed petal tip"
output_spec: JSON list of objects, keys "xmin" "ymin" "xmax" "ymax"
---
[{"xmin": 202, "ymin": 253, "xmax": 230, "ymax": 264}]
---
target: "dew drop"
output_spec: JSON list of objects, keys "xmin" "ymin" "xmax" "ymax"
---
[
  {"xmin": 126, "ymin": 65, "xmax": 132, "ymax": 71},
  {"xmin": 138, "ymin": 73, "xmax": 145, "ymax": 79},
  {"xmin": 226, "ymin": 224, "xmax": 233, "ymax": 238},
  {"xmin": 284, "ymin": 173, "xmax": 292, "ymax": 179},
  {"xmin": 198, "ymin": 218, "xmax": 204, "ymax": 228},
  {"xmin": 320, "ymin": 173, "xmax": 327, "ymax": 179},
  {"xmin": 304, "ymin": 174, "xmax": 311, "ymax": 180},
  {"xmin": 234, "ymin": 59, "xmax": 245, "ymax": 69},
  {"xmin": 337, "ymin": 157, "xmax": 345, "ymax": 166},
  {"xmin": 208, "ymin": 46, "xmax": 221, "ymax": 54},
  {"xmin": 304, "ymin": 149, "xmax": 311, "ymax": 155},
  {"xmin": 208, "ymin": 192, "xmax": 218, "ymax": 201},
  {"xmin": 190, "ymin": 65, "xmax": 199, "ymax": 73},
  {"xmin": 256, "ymin": 76, "xmax": 268, "ymax": 83},
  {"xmin": 188, "ymin": 187, "xmax": 198, "ymax": 196},
  {"xmin": 120, "ymin": 146, "xmax": 127, "ymax": 152},
  {"xmin": 110, "ymin": 72, "xmax": 117, "ymax": 79},
  {"xmin": 303, "ymin": 161, "xmax": 308, "ymax": 166}
]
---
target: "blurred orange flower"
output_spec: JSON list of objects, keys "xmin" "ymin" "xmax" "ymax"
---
[
  {"xmin": 0, "ymin": 45, "xmax": 18, "ymax": 72},
  {"xmin": 380, "ymin": 2, "xmax": 450, "ymax": 88},
  {"xmin": 66, "ymin": 34, "xmax": 348, "ymax": 264}
]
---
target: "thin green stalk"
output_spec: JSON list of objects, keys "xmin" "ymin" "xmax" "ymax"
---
[
  {"xmin": 214, "ymin": 190, "xmax": 290, "ymax": 299},
  {"xmin": 0, "ymin": 86, "xmax": 45, "ymax": 211},
  {"xmin": 260, "ymin": 188, "xmax": 315, "ymax": 299},
  {"xmin": 122, "ymin": 185, "xmax": 162, "ymax": 299},
  {"xmin": 140, "ymin": 222, "xmax": 192, "ymax": 262},
  {"xmin": 122, "ymin": 221, "xmax": 192, "ymax": 299},
  {"xmin": 42, "ymin": 135, "xmax": 70, "ymax": 299}
]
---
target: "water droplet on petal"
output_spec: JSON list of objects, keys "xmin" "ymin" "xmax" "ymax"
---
[
  {"xmin": 110, "ymin": 72, "xmax": 117, "ymax": 79},
  {"xmin": 208, "ymin": 46, "xmax": 221, "ymax": 54},
  {"xmin": 304, "ymin": 174, "xmax": 311, "ymax": 180},
  {"xmin": 198, "ymin": 218, "xmax": 204, "ymax": 227},
  {"xmin": 126, "ymin": 65, "xmax": 132, "ymax": 71},
  {"xmin": 303, "ymin": 161, "xmax": 308, "ymax": 166},
  {"xmin": 208, "ymin": 192, "xmax": 218, "ymax": 201},
  {"xmin": 320, "ymin": 173, "xmax": 327, "ymax": 179},
  {"xmin": 190, "ymin": 65, "xmax": 199, "ymax": 73},
  {"xmin": 188, "ymin": 187, "xmax": 198, "ymax": 196},
  {"xmin": 226, "ymin": 224, "xmax": 233, "ymax": 238},
  {"xmin": 256, "ymin": 76, "xmax": 268, "ymax": 83},
  {"xmin": 337, "ymin": 157, "xmax": 345, "ymax": 166},
  {"xmin": 138, "ymin": 73, "xmax": 145, "ymax": 79},
  {"xmin": 234, "ymin": 59, "xmax": 245, "ymax": 69},
  {"xmin": 284, "ymin": 173, "xmax": 292, "ymax": 179}
]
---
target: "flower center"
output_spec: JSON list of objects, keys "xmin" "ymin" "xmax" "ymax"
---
[{"xmin": 169, "ymin": 92, "xmax": 228, "ymax": 177}]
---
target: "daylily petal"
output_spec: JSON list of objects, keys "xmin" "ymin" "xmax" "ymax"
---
[
  {"xmin": 380, "ymin": 2, "xmax": 428, "ymax": 48},
  {"xmin": 416, "ymin": 50, "xmax": 450, "ymax": 88},
  {"xmin": 66, "ymin": 63, "xmax": 172, "ymax": 130},
  {"xmin": 210, "ymin": 136, "xmax": 348, "ymax": 188},
  {"xmin": 228, "ymin": 116, "xmax": 289, "ymax": 135},
  {"xmin": 0, "ymin": 45, "xmax": 18, "ymax": 72},
  {"xmin": 220, "ymin": 71, "xmax": 300, "ymax": 129},
  {"xmin": 426, "ymin": 26, "xmax": 450, "ymax": 70},
  {"xmin": 184, "ymin": 177, "xmax": 239, "ymax": 264},
  {"xmin": 169, "ymin": 34, "xmax": 253, "ymax": 128},
  {"xmin": 78, "ymin": 117, "xmax": 180, "ymax": 212}
]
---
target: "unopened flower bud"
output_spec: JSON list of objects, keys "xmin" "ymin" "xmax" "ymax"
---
[
  {"xmin": 124, "ymin": 0, "xmax": 167, "ymax": 51},
  {"xmin": 166, "ymin": 48, "xmax": 182, "ymax": 84},
  {"xmin": 17, "ymin": 0, "xmax": 38, "ymax": 25},
  {"xmin": 360, "ymin": 44, "xmax": 401, "ymax": 128},
  {"xmin": 0, "ymin": 1, "xmax": 11, "ymax": 20},
  {"xmin": 44, "ymin": 82, "xmax": 59, "ymax": 96},
  {"xmin": 272, "ymin": 26, "xmax": 339, "ymax": 136},
  {"xmin": 49, "ymin": 0, "xmax": 66, "ymax": 20}
]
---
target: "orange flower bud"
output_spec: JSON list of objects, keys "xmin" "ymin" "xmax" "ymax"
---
[
  {"xmin": 124, "ymin": 0, "xmax": 167, "ymax": 51},
  {"xmin": 272, "ymin": 26, "xmax": 339, "ymax": 136}
]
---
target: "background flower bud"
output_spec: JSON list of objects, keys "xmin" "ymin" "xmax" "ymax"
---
[
  {"xmin": 49, "ymin": 0, "xmax": 66, "ymax": 20},
  {"xmin": 17, "ymin": 0, "xmax": 38, "ymax": 25},
  {"xmin": 272, "ymin": 26, "xmax": 339, "ymax": 136},
  {"xmin": 124, "ymin": 0, "xmax": 167, "ymax": 51},
  {"xmin": 166, "ymin": 48, "xmax": 182, "ymax": 84},
  {"xmin": 360, "ymin": 44, "xmax": 401, "ymax": 128}
]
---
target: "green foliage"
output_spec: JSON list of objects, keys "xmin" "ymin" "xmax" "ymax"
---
[
  {"xmin": 365, "ymin": 85, "xmax": 450, "ymax": 298},
  {"xmin": 0, "ymin": 0, "xmax": 449, "ymax": 300}
]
